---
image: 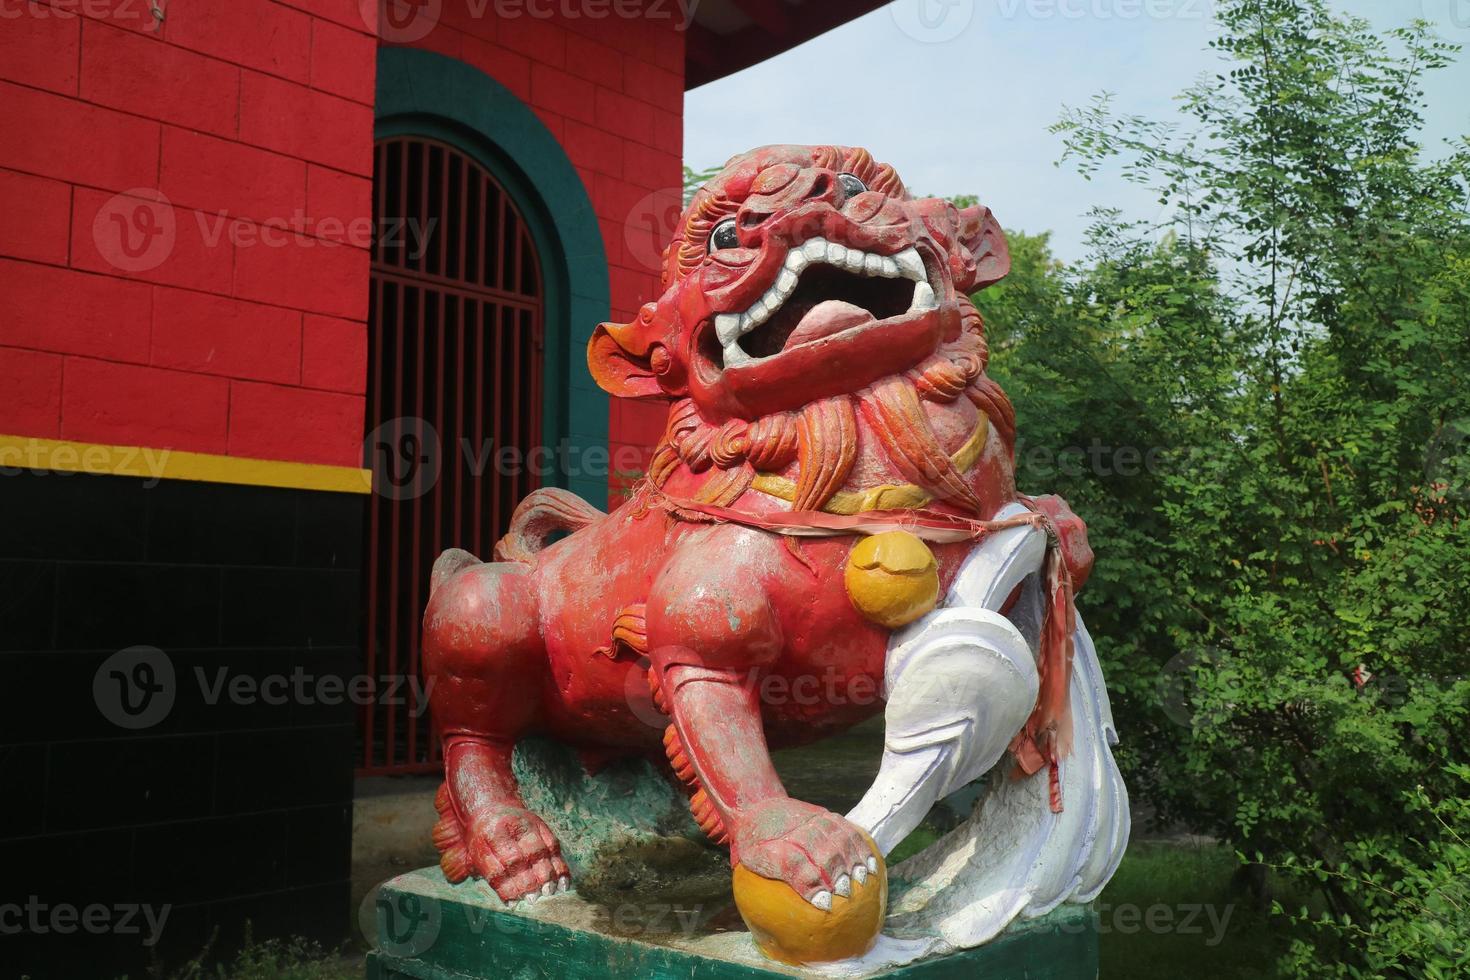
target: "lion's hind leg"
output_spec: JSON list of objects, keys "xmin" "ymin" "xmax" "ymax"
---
[
  {"xmin": 431, "ymin": 737, "xmax": 570, "ymax": 904},
  {"xmin": 422, "ymin": 557, "xmax": 570, "ymax": 904}
]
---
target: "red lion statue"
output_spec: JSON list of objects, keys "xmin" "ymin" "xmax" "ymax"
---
[{"xmin": 421, "ymin": 145, "xmax": 1105, "ymax": 925}]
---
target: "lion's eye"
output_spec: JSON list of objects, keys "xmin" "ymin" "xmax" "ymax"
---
[
  {"xmin": 708, "ymin": 218, "xmax": 739, "ymax": 252},
  {"xmin": 837, "ymin": 173, "xmax": 868, "ymax": 198}
]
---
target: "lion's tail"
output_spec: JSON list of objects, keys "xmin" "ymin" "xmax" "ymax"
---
[{"xmin": 493, "ymin": 487, "xmax": 605, "ymax": 564}]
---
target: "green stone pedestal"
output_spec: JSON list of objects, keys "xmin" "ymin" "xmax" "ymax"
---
[{"xmin": 365, "ymin": 867, "xmax": 1100, "ymax": 980}]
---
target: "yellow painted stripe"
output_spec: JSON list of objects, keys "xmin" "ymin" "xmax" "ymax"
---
[{"xmin": 0, "ymin": 434, "xmax": 373, "ymax": 495}]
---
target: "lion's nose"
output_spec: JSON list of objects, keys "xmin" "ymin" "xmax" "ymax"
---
[{"xmin": 736, "ymin": 167, "xmax": 840, "ymax": 239}]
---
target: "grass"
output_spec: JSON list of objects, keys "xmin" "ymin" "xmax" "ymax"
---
[
  {"xmin": 129, "ymin": 934, "xmax": 362, "ymax": 980},
  {"xmin": 1094, "ymin": 841, "xmax": 1295, "ymax": 979},
  {"xmin": 888, "ymin": 825, "xmax": 941, "ymax": 865},
  {"xmin": 882, "ymin": 825, "xmax": 1299, "ymax": 978}
]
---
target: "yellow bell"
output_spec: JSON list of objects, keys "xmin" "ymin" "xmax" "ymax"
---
[
  {"xmin": 844, "ymin": 531, "xmax": 939, "ymax": 629},
  {"xmin": 732, "ymin": 834, "xmax": 887, "ymax": 966}
]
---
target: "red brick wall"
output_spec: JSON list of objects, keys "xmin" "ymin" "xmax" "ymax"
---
[
  {"xmin": 390, "ymin": 1, "xmax": 685, "ymax": 500},
  {"xmin": 0, "ymin": 0, "xmax": 376, "ymax": 468},
  {"xmin": 0, "ymin": 1, "xmax": 682, "ymax": 482}
]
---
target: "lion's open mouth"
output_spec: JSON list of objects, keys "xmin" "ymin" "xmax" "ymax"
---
[{"xmin": 716, "ymin": 240, "xmax": 937, "ymax": 368}]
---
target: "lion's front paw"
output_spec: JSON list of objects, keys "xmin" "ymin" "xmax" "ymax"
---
[
  {"xmin": 731, "ymin": 798, "xmax": 878, "ymax": 910},
  {"xmin": 465, "ymin": 806, "xmax": 571, "ymax": 906}
]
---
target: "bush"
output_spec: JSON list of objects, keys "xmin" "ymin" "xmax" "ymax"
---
[{"xmin": 977, "ymin": 2, "xmax": 1470, "ymax": 974}]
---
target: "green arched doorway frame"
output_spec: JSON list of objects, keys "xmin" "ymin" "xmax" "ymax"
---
[{"xmin": 375, "ymin": 47, "xmax": 611, "ymax": 506}]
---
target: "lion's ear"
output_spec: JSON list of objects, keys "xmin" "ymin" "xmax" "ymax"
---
[
  {"xmin": 588, "ymin": 320, "xmax": 664, "ymax": 399},
  {"xmin": 955, "ymin": 204, "xmax": 1010, "ymax": 292}
]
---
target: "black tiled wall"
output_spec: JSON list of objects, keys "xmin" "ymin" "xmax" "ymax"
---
[{"xmin": 0, "ymin": 471, "xmax": 364, "ymax": 978}]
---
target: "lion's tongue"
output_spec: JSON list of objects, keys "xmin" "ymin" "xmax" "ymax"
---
[{"xmin": 782, "ymin": 300, "xmax": 877, "ymax": 350}]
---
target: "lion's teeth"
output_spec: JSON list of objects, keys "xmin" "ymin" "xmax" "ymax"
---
[
  {"xmin": 721, "ymin": 240, "xmax": 938, "ymax": 358},
  {"xmin": 749, "ymin": 297, "xmax": 771, "ymax": 325},
  {"xmin": 715, "ymin": 313, "xmax": 742, "ymax": 345},
  {"xmin": 723, "ymin": 341, "xmax": 753, "ymax": 366},
  {"xmin": 896, "ymin": 249, "xmax": 924, "ymax": 280}
]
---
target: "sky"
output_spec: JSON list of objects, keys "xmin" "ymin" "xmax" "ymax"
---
[{"xmin": 685, "ymin": 0, "xmax": 1470, "ymax": 263}]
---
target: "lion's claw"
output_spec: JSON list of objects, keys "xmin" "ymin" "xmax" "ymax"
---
[
  {"xmin": 466, "ymin": 805, "xmax": 571, "ymax": 904},
  {"xmin": 732, "ymin": 798, "xmax": 874, "ymax": 910}
]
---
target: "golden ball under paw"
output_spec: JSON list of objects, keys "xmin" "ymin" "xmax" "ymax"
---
[{"xmin": 732, "ymin": 834, "xmax": 887, "ymax": 966}]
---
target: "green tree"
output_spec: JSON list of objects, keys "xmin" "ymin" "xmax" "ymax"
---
[
  {"xmin": 683, "ymin": 163, "xmax": 721, "ymax": 206},
  {"xmin": 979, "ymin": 229, "xmax": 1245, "ymax": 805},
  {"xmin": 981, "ymin": 2, "xmax": 1470, "ymax": 975}
]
